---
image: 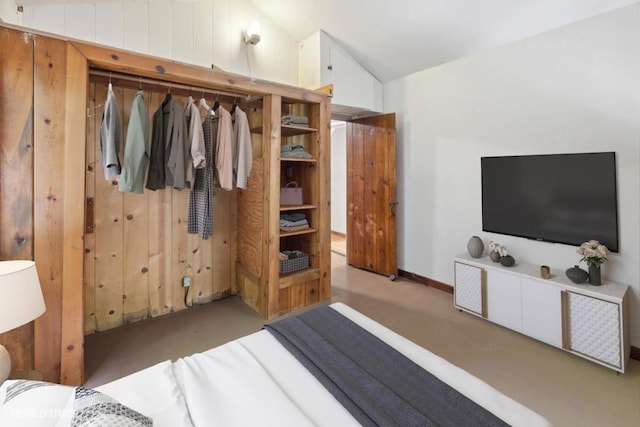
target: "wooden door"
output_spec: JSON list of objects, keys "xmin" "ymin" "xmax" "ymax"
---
[{"xmin": 346, "ymin": 113, "xmax": 397, "ymax": 276}]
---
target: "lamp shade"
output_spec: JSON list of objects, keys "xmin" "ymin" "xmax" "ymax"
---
[{"xmin": 0, "ymin": 260, "xmax": 46, "ymax": 334}]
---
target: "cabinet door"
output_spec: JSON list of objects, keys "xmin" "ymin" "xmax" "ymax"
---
[
  {"xmin": 521, "ymin": 278, "xmax": 562, "ymax": 348},
  {"xmin": 330, "ymin": 46, "xmax": 379, "ymax": 110},
  {"xmin": 564, "ymin": 292, "xmax": 622, "ymax": 370},
  {"xmin": 454, "ymin": 262, "xmax": 485, "ymax": 316},
  {"xmin": 486, "ymin": 269, "xmax": 522, "ymax": 331}
]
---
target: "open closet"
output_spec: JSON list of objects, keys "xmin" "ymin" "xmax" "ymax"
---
[{"xmin": 0, "ymin": 23, "xmax": 331, "ymax": 386}]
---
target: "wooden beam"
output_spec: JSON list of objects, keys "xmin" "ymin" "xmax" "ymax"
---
[
  {"xmin": 264, "ymin": 95, "xmax": 281, "ymax": 318},
  {"xmin": 70, "ymin": 40, "xmax": 327, "ymax": 103},
  {"xmin": 33, "ymin": 35, "xmax": 67, "ymax": 383},
  {"xmin": 0, "ymin": 27, "xmax": 35, "ymax": 371},
  {"xmin": 59, "ymin": 43, "xmax": 87, "ymax": 386},
  {"xmin": 317, "ymin": 98, "xmax": 332, "ymax": 301}
]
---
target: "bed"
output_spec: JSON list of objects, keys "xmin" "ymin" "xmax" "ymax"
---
[{"xmin": 0, "ymin": 303, "xmax": 552, "ymax": 426}]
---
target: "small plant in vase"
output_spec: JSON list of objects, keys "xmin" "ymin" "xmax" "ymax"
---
[
  {"xmin": 577, "ymin": 240, "xmax": 609, "ymax": 286},
  {"xmin": 488, "ymin": 241, "xmax": 508, "ymax": 263}
]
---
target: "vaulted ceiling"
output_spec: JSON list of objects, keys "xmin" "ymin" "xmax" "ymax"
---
[{"xmin": 248, "ymin": 0, "xmax": 640, "ymax": 82}]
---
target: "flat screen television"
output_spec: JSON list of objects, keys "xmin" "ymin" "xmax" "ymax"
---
[{"xmin": 481, "ymin": 152, "xmax": 619, "ymax": 252}]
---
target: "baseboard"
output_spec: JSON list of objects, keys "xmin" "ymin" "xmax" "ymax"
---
[
  {"xmin": 631, "ymin": 345, "xmax": 640, "ymax": 361},
  {"xmin": 331, "ymin": 231, "xmax": 346, "ymax": 239},
  {"xmin": 398, "ymin": 269, "xmax": 453, "ymax": 294}
]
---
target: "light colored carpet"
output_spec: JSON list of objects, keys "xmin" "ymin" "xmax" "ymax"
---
[{"xmin": 85, "ymin": 252, "xmax": 640, "ymax": 426}]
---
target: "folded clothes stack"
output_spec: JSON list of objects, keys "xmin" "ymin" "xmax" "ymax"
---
[
  {"xmin": 281, "ymin": 143, "xmax": 312, "ymax": 160},
  {"xmin": 280, "ymin": 212, "xmax": 310, "ymax": 232},
  {"xmin": 281, "ymin": 115, "xmax": 309, "ymax": 126}
]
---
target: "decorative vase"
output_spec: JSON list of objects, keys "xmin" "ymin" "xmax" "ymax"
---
[
  {"xmin": 588, "ymin": 265, "xmax": 601, "ymax": 286},
  {"xmin": 490, "ymin": 251, "xmax": 501, "ymax": 262},
  {"xmin": 565, "ymin": 265, "xmax": 588, "ymax": 284},
  {"xmin": 467, "ymin": 236, "xmax": 484, "ymax": 258},
  {"xmin": 499, "ymin": 255, "xmax": 515, "ymax": 267}
]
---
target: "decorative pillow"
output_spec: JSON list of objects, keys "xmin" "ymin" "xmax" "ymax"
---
[
  {"xmin": 57, "ymin": 387, "xmax": 152, "ymax": 427},
  {"xmin": 0, "ymin": 379, "xmax": 75, "ymax": 427}
]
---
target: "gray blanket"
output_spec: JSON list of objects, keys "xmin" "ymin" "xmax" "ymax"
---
[{"xmin": 264, "ymin": 305, "xmax": 509, "ymax": 427}]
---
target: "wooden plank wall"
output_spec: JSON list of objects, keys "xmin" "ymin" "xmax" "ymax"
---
[
  {"xmin": 84, "ymin": 82, "xmax": 237, "ymax": 333},
  {"xmin": 1, "ymin": 29, "xmax": 86, "ymax": 384},
  {"xmin": 0, "ymin": 28, "xmax": 35, "ymax": 371},
  {"xmin": 59, "ymin": 43, "xmax": 88, "ymax": 386}
]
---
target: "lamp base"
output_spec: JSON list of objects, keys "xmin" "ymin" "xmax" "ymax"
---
[{"xmin": 0, "ymin": 344, "xmax": 10, "ymax": 383}]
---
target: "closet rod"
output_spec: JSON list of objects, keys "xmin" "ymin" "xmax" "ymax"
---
[{"xmin": 89, "ymin": 69, "xmax": 258, "ymax": 101}]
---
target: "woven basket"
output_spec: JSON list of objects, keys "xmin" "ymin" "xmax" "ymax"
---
[{"xmin": 279, "ymin": 253, "xmax": 309, "ymax": 274}]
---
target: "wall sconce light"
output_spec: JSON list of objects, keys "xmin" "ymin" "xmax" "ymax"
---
[{"xmin": 243, "ymin": 20, "xmax": 261, "ymax": 45}]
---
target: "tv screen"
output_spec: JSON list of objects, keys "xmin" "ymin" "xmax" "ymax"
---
[{"xmin": 481, "ymin": 152, "xmax": 619, "ymax": 252}]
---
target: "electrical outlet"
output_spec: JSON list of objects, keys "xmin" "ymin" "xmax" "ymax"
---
[{"xmin": 182, "ymin": 276, "xmax": 191, "ymax": 288}]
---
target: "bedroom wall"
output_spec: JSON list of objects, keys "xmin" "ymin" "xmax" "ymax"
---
[
  {"xmin": 20, "ymin": 0, "xmax": 298, "ymax": 86},
  {"xmin": 0, "ymin": 0, "xmax": 17, "ymax": 24},
  {"xmin": 331, "ymin": 121, "xmax": 347, "ymax": 234},
  {"xmin": 384, "ymin": 4, "xmax": 640, "ymax": 347}
]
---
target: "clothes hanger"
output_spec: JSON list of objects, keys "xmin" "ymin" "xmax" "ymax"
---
[
  {"xmin": 199, "ymin": 91, "xmax": 211, "ymax": 113},
  {"xmin": 230, "ymin": 97, "xmax": 237, "ymax": 114},
  {"xmin": 212, "ymin": 94, "xmax": 220, "ymax": 112},
  {"xmin": 163, "ymin": 86, "xmax": 172, "ymax": 104}
]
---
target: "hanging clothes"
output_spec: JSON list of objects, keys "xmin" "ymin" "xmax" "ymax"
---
[
  {"xmin": 188, "ymin": 110, "xmax": 216, "ymax": 239},
  {"xmin": 100, "ymin": 83, "xmax": 122, "ymax": 180},
  {"xmin": 146, "ymin": 94, "xmax": 189, "ymax": 190},
  {"xmin": 118, "ymin": 90, "xmax": 149, "ymax": 194},
  {"xmin": 184, "ymin": 97, "xmax": 206, "ymax": 189},
  {"xmin": 214, "ymin": 105, "xmax": 234, "ymax": 191},
  {"xmin": 231, "ymin": 106, "xmax": 253, "ymax": 190}
]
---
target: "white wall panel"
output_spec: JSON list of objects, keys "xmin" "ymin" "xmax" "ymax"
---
[
  {"xmin": 21, "ymin": 0, "xmax": 298, "ymax": 86},
  {"xmin": 64, "ymin": 4, "xmax": 95, "ymax": 42},
  {"xmin": 331, "ymin": 123, "xmax": 347, "ymax": 234},
  {"xmin": 30, "ymin": 5, "xmax": 64, "ymax": 36},
  {"xmin": 95, "ymin": 3, "xmax": 123, "ymax": 48},
  {"xmin": 192, "ymin": 1, "xmax": 213, "ymax": 68},
  {"xmin": 123, "ymin": 2, "xmax": 149, "ymax": 54},
  {"xmin": 171, "ymin": 3, "xmax": 193, "ymax": 64},
  {"xmin": 0, "ymin": 0, "xmax": 17, "ymax": 25},
  {"xmin": 212, "ymin": 0, "xmax": 231, "ymax": 71},
  {"xmin": 148, "ymin": 1, "xmax": 172, "ymax": 59},
  {"xmin": 228, "ymin": 0, "xmax": 249, "ymax": 77}
]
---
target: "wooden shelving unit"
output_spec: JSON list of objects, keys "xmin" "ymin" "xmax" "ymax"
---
[{"xmin": 237, "ymin": 94, "xmax": 331, "ymax": 319}]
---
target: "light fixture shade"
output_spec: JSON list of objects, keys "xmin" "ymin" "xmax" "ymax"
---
[
  {"xmin": 244, "ymin": 20, "xmax": 261, "ymax": 45},
  {"xmin": 0, "ymin": 260, "xmax": 46, "ymax": 334}
]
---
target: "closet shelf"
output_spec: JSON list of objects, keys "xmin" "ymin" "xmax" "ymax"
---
[
  {"xmin": 280, "ymin": 157, "xmax": 317, "ymax": 163},
  {"xmin": 281, "ymin": 125, "xmax": 317, "ymax": 137},
  {"xmin": 279, "ymin": 228, "xmax": 317, "ymax": 238},
  {"xmin": 280, "ymin": 204, "xmax": 317, "ymax": 212},
  {"xmin": 279, "ymin": 267, "xmax": 321, "ymax": 288},
  {"xmin": 250, "ymin": 125, "xmax": 317, "ymax": 137}
]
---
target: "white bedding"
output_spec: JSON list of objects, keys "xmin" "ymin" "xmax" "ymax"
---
[{"xmin": 0, "ymin": 302, "xmax": 552, "ymax": 426}]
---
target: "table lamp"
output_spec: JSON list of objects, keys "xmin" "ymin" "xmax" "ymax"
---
[{"xmin": 0, "ymin": 260, "xmax": 46, "ymax": 382}]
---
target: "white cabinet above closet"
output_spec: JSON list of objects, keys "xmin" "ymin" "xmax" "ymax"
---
[{"xmin": 299, "ymin": 30, "xmax": 383, "ymax": 117}]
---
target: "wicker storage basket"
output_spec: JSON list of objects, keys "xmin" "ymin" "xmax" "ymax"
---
[{"xmin": 279, "ymin": 251, "xmax": 309, "ymax": 274}]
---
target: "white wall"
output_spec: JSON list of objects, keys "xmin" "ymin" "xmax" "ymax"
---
[
  {"xmin": 331, "ymin": 121, "xmax": 347, "ymax": 234},
  {"xmin": 0, "ymin": 0, "xmax": 17, "ymax": 24},
  {"xmin": 20, "ymin": 0, "xmax": 298, "ymax": 86},
  {"xmin": 385, "ymin": 4, "xmax": 640, "ymax": 346}
]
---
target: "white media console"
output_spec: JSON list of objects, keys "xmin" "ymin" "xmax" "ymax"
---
[{"xmin": 454, "ymin": 253, "xmax": 630, "ymax": 373}]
